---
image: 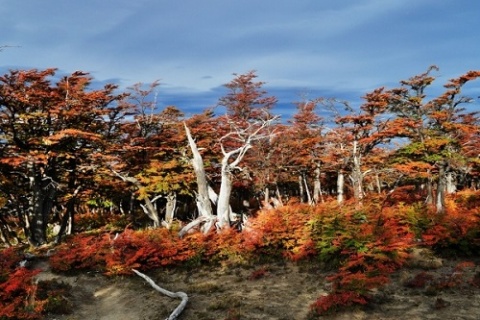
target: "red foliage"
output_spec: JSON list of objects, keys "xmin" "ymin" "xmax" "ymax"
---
[
  {"xmin": 243, "ymin": 204, "xmax": 318, "ymax": 261},
  {"xmin": 50, "ymin": 228, "xmax": 200, "ymax": 275},
  {"xmin": 306, "ymin": 202, "xmax": 416, "ymax": 316},
  {"xmin": 0, "ymin": 247, "xmax": 42, "ymax": 319},
  {"xmin": 38, "ymin": 196, "xmax": 480, "ymax": 318},
  {"xmin": 310, "ymin": 291, "xmax": 368, "ymax": 316},
  {"xmin": 420, "ymin": 192, "xmax": 480, "ymax": 255}
]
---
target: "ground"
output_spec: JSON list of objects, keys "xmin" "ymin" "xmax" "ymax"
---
[{"xmin": 33, "ymin": 255, "xmax": 480, "ymax": 320}]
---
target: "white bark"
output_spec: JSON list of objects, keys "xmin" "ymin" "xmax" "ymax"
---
[
  {"xmin": 164, "ymin": 192, "xmax": 176, "ymax": 228},
  {"xmin": 313, "ymin": 164, "xmax": 323, "ymax": 204},
  {"xmin": 264, "ymin": 186, "xmax": 270, "ymax": 207},
  {"xmin": 183, "ymin": 118, "xmax": 276, "ymax": 233},
  {"xmin": 184, "ymin": 123, "xmax": 215, "ymax": 231},
  {"xmin": 337, "ymin": 171, "xmax": 345, "ymax": 204},
  {"xmin": 132, "ymin": 269, "xmax": 188, "ymax": 320},
  {"xmin": 446, "ymin": 172, "xmax": 456, "ymax": 194},
  {"xmin": 216, "ymin": 118, "xmax": 276, "ymax": 228},
  {"xmin": 303, "ymin": 174, "xmax": 312, "ymax": 205}
]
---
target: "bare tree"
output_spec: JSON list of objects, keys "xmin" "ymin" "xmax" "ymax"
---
[{"xmin": 180, "ymin": 117, "xmax": 277, "ymax": 236}]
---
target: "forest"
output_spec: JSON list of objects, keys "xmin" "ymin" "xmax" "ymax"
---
[{"xmin": 0, "ymin": 66, "xmax": 479, "ymax": 319}]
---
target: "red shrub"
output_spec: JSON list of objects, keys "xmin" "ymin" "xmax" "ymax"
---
[
  {"xmin": 310, "ymin": 291, "xmax": 368, "ymax": 316},
  {"xmin": 0, "ymin": 247, "xmax": 42, "ymax": 319},
  {"xmin": 50, "ymin": 228, "xmax": 199, "ymax": 275}
]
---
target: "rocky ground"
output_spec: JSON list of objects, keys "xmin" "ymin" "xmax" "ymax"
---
[{"xmin": 32, "ymin": 253, "xmax": 480, "ymax": 320}]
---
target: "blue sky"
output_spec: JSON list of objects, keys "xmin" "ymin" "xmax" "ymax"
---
[{"xmin": 1, "ymin": 0, "xmax": 479, "ymax": 118}]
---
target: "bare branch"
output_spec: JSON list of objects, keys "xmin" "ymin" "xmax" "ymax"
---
[{"xmin": 132, "ymin": 269, "xmax": 188, "ymax": 320}]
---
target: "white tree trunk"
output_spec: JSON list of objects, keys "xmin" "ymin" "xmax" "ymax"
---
[
  {"xmin": 446, "ymin": 172, "xmax": 456, "ymax": 194},
  {"xmin": 179, "ymin": 123, "xmax": 217, "ymax": 235},
  {"xmin": 313, "ymin": 164, "xmax": 323, "ymax": 204},
  {"xmin": 337, "ymin": 171, "xmax": 345, "ymax": 204},
  {"xmin": 303, "ymin": 174, "xmax": 312, "ymax": 205},
  {"xmin": 184, "ymin": 124, "xmax": 214, "ymax": 221},
  {"xmin": 164, "ymin": 192, "xmax": 176, "ymax": 227},
  {"xmin": 217, "ymin": 168, "xmax": 233, "ymax": 229},
  {"xmin": 436, "ymin": 162, "xmax": 447, "ymax": 214}
]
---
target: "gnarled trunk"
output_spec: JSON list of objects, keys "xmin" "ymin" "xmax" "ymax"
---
[
  {"xmin": 182, "ymin": 123, "xmax": 215, "ymax": 234},
  {"xmin": 184, "ymin": 124, "xmax": 213, "ymax": 219}
]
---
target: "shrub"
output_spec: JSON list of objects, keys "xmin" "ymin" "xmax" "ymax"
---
[{"xmin": 0, "ymin": 247, "xmax": 41, "ymax": 319}]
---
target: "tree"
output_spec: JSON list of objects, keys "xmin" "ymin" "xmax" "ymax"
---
[
  {"xmin": 387, "ymin": 66, "xmax": 480, "ymax": 213},
  {"xmin": 335, "ymin": 88, "xmax": 395, "ymax": 204},
  {"xmin": 181, "ymin": 72, "xmax": 278, "ymax": 235},
  {"xmin": 0, "ymin": 69, "xmax": 127, "ymax": 245},
  {"xmin": 109, "ymin": 82, "xmax": 191, "ymax": 228},
  {"xmin": 219, "ymin": 70, "xmax": 276, "ymax": 122}
]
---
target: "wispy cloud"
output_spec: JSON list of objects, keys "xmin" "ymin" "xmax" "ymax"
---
[{"xmin": 1, "ymin": 0, "xmax": 479, "ymax": 117}]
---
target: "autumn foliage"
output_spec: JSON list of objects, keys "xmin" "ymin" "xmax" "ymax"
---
[
  {"xmin": 0, "ymin": 247, "xmax": 74, "ymax": 319},
  {"xmin": 0, "ymin": 66, "xmax": 479, "ymax": 318},
  {"xmin": 1, "ymin": 192, "xmax": 479, "ymax": 318},
  {"xmin": 43, "ymin": 196, "xmax": 478, "ymax": 317}
]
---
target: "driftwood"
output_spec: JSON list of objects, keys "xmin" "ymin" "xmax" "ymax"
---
[{"xmin": 132, "ymin": 269, "xmax": 188, "ymax": 320}]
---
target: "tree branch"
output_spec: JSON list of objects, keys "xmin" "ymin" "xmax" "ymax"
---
[{"xmin": 132, "ymin": 269, "xmax": 188, "ymax": 320}]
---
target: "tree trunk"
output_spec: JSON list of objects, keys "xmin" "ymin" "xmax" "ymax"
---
[
  {"xmin": 350, "ymin": 151, "xmax": 364, "ymax": 205},
  {"xmin": 298, "ymin": 175, "xmax": 304, "ymax": 203},
  {"xmin": 313, "ymin": 164, "xmax": 323, "ymax": 204},
  {"xmin": 274, "ymin": 185, "xmax": 284, "ymax": 207},
  {"xmin": 184, "ymin": 124, "xmax": 214, "ymax": 219},
  {"xmin": 112, "ymin": 170, "xmax": 161, "ymax": 227},
  {"xmin": 425, "ymin": 173, "xmax": 434, "ymax": 205},
  {"xmin": 29, "ymin": 166, "xmax": 56, "ymax": 246},
  {"xmin": 55, "ymin": 196, "xmax": 76, "ymax": 244},
  {"xmin": 303, "ymin": 173, "xmax": 312, "ymax": 205},
  {"xmin": 0, "ymin": 216, "xmax": 12, "ymax": 247},
  {"xmin": 217, "ymin": 169, "xmax": 232, "ymax": 228},
  {"xmin": 337, "ymin": 171, "xmax": 345, "ymax": 204},
  {"xmin": 140, "ymin": 197, "xmax": 161, "ymax": 227},
  {"xmin": 164, "ymin": 192, "xmax": 176, "ymax": 227},
  {"xmin": 184, "ymin": 123, "xmax": 215, "ymax": 234},
  {"xmin": 436, "ymin": 162, "xmax": 447, "ymax": 214},
  {"xmin": 375, "ymin": 172, "xmax": 382, "ymax": 194},
  {"xmin": 446, "ymin": 172, "xmax": 456, "ymax": 194}
]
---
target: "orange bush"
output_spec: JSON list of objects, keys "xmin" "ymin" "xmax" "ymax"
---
[{"xmin": 421, "ymin": 193, "xmax": 480, "ymax": 255}]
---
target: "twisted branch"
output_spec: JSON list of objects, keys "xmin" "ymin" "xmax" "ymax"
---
[{"xmin": 132, "ymin": 269, "xmax": 188, "ymax": 320}]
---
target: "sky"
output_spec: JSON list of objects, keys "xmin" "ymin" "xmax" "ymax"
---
[{"xmin": 1, "ymin": 0, "xmax": 479, "ymax": 118}]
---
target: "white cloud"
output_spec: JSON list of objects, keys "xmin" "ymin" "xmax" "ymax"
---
[{"xmin": 1, "ymin": 0, "xmax": 479, "ymax": 116}]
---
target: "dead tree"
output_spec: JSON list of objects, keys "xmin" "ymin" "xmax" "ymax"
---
[{"xmin": 179, "ymin": 117, "xmax": 277, "ymax": 236}]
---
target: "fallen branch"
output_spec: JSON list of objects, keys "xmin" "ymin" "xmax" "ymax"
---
[{"xmin": 132, "ymin": 269, "xmax": 188, "ymax": 320}]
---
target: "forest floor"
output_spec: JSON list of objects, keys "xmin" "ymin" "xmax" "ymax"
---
[{"xmin": 33, "ymin": 256, "xmax": 480, "ymax": 320}]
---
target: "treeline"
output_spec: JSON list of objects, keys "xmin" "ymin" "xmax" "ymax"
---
[{"xmin": 0, "ymin": 66, "xmax": 479, "ymax": 246}]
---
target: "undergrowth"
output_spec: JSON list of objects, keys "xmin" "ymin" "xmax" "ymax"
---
[{"xmin": 1, "ymin": 190, "xmax": 479, "ymax": 318}]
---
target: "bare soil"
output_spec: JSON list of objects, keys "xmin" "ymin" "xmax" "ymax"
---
[{"xmin": 34, "ymin": 258, "xmax": 480, "ymax": 320}]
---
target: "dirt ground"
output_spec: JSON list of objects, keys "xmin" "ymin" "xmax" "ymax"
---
[{"xmin": 34, "ymin": 257, "xmax": 480, "ymax": 320}]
